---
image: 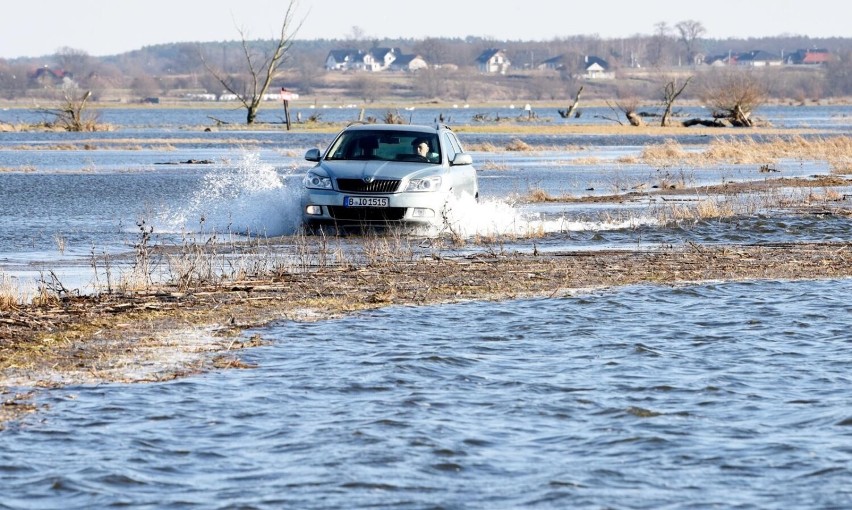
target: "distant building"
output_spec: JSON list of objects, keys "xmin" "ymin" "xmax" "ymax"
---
[
  {"xmin": 786, "ymin": 48, "xmax": 832, "ymax": 65},
  {"xmin": 360, "ymin": 47, "xmax": 401, "ymax": 72},
  {"xmin": 736, "ymin": 50, "xmax": 783, "ymax": 67},
  {"xmin": 325, "ymin": 49, "xmax": 363, "ymax": 71},
  {"xmin": 705, "ymin": 53, "xmax": 736, "ymax": 66},
  {"xmin": 538, "ymin": 55, "xmax": 569, "ymax": 71},
  {"xmin": 389, "ymin": 54, "xmax": 428, "ymax": 72},
  {"xmin": 475, "ymin": 48, "xmax": 511, "ymax": 74},
  {"xmin": 581, "ymin": 55, "xmax": 612, "ymax": 79},
  {"xmin": 325, "ymin": 47, "xmax": 426, "ymax": 72},
  {"xmin": 30, "ymin": 66, "xmax": 73, "ymax": 87}
]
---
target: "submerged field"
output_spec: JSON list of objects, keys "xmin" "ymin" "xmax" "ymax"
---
[
  {"xmin": 1, "ymin": 107, "xmax": 851, "ymax": 418},
  {"xmin": 2, "ymin": 106, "xmax": 852, "ymax": 507}
]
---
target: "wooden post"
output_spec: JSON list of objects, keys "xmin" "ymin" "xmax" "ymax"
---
[
  {"xmin": 280, "ymin": 88, "xmax": 299, "ymax": 131},
  {"xmin": 283, "ymin": 100, "xmax": 291, "ymax": 130}
]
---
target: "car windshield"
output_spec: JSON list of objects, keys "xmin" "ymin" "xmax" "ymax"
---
[{"xmin": 325, "ymin": 130, "xmax": 440, "ymax": 163}]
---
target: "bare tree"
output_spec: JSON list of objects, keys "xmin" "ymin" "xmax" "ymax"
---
[
  {"xmin": 701, "ymin": 70, "xmax": 767, "ymax": 127},
  {"xmin": 675, "ymin": 20, "xmax": 706, "ymax": 65},
  {"xmin": 35, "ymin": 86, "xmax": 99, "ymax": 131},
  {"xmin": 648, "ymin": 22, "xmax": 674, "ymax": 68},
  {"xmin": 660, "ymin": 75, "xmax": 692, "ymax": 126},
  {"xmin": 201, "ymin": 1, "xmax": 304, "ymax": 124}
]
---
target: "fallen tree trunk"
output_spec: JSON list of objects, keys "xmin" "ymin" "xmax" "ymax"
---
[{"xmin": 681, "ymin": 118, "xmax": 728, "ymax": 127}]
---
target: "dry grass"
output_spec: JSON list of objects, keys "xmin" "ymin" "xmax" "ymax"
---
[
  {"xmin": 664, "ymin": 199, "xmax": 738, "ymax": 221},
  {"xmin": 525, "ymin": 188, "xmax": 556, "ymax": 203},
  {"xmin": 506, "ymin": 138, "xmax": 533, "ymax": 151},
  {"xmin": 0, "ymin": 274, "xmax": 21, "ymax": 310},
  {"xmin": 641, "ymin": 139, "xmax": 691, "ymax": 167},
  {"xmin": 466, "ymin": 141, "xmax": 501, "ymax": 152}
]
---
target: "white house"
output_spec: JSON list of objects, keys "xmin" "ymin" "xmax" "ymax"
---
[{"xmin": 475, "ymin": 49, "xmax": 511, "ymax": 74}]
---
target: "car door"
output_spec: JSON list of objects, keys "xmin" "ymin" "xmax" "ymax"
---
[{"xmin": 442, "ymin": 132, "xmax": 478, "ymax": 199}]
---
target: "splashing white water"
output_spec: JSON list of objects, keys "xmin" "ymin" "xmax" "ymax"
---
[
  {"xmin": 159, "ymin": 152, "xmax": 657, "ymax": 240},
  {"xmin": 163, "ymin": 151, "xmax": 303, "ymax": 237},
  {"xmin": 440, "ymin": 194, "xmax": 659, "ymax": 238}
]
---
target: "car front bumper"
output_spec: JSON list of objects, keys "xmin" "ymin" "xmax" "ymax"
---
[{"xmin": 301, "ymin": 189, "xmax": 449, "ymax": 227}]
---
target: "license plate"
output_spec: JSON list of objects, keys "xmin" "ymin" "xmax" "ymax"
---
[{"xmin": 345, "ymin": 196, "xmax": 389, "ymax": 208}]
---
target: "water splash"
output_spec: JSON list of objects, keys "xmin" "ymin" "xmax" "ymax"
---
[
  {"xmin": 162, "ymin": 151, "xmax": 303, "ymax": 237},
  {"xmin": 440, "ymin": 195, "xmax": 659, "ymax": 238}
]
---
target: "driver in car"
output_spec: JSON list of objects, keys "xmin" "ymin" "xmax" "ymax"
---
[{"xmin": 412, "ymin": 137, "xmax": 434, "ymax": 162}]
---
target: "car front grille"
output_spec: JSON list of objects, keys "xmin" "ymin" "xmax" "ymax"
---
[
  {"xmin": 327, "ymin": 206, "xmax": 407, "ymax": 222},
  {"xmin": 336, "ymin": 179, "xmax": 401, "ymax": 193}
]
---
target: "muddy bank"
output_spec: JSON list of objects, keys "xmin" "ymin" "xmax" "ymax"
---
[{"xmin": 4, "ymin": 241, "xmax": 851, "ymax": 388}]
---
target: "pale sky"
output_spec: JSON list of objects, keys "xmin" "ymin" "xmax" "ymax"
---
[{"xmin": 1, "ymin": 0, "xmax": 848, "ymax": 59}]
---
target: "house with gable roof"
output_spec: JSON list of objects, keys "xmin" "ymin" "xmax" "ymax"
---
[
  {"xmin": 475, "ymin": 48, "xmax": 510, "ymax": 74},
  {"xmin": 363, "ymin": 47, "xmax": 401, "ymax": 71},
  {"xmin": 581, "ymin": 55, "xmax": 612, "ymax": 79},
  {"xmin": 389, "ymin": 54, "xmax": 428, "ymax": 72},
  {"xmin": 325, "ymin": 49, "xmax": 363, "ymax": 71},
  {"xmin": 325, "ymin": 46, "xmax": 422, "ymax": 72},
  {"xmin": 538, "ymin": 55, "xmax": 569, "ymax": 71},
  {"xmin": 786, "ymin": 48, "xmax": 832, "ymax": 65},
  {"xmin": 736, "ymin": 50, "xmax": 783, "ymax": 67}
]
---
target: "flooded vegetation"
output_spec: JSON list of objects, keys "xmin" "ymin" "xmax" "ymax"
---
[{"xmin": 1, "ymin": 105, "xmax": 851, "ymax": 507}]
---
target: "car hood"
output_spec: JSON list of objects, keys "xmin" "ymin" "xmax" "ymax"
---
[{"xmin": 318, "ymin": 160, "xmax": 437, "ymax": 181}]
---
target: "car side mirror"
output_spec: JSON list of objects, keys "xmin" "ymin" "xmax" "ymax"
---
[
  {"xmin": 305, "ymin": 148, "xmax": 321, "ymax": 162},
  {"xmin": 451, "ymin": 153, "xmax": 473, "ymax": 166}
]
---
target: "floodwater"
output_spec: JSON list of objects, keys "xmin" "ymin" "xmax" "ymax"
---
[
  {"xmin": 2, "ymin": 280, "xmax": 851, "ymax": 508},
  {"xmin": 1, "ymin": 106, "xmax": 851, "ymax": 508}
]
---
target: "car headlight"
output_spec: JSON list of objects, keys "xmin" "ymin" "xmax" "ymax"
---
[
  {"xmin": 304, "ymin": 171, "xmax": 332, "ymax": 190},
  {"xmin": 405, "ymin": 176, "xmax": 442, "ymax": 192}
]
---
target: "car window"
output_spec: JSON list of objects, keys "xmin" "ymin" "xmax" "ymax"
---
[{"xmin": 326, "ymin": 130, "xmax": 439, "ymax": 163}]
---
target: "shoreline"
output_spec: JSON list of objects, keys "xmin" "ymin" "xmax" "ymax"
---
[{"xmin": 3, "ymin": 239, "xmax": 852, "ymax": 427}]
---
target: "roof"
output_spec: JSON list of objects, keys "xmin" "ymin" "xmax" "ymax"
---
[
  {"xmin": 475, "ymin": 48, "xmax": 504, "ymax": 63},
  {"xmin": 391, "ymin": 54, "xmax": 421, "ymax": 66},
  {"xmin": 369, "ymin": 47, "xmax": 400, "ymax": 59},
  {"xmin": 542, "ymin": 55, "xmax": 568, "ymax": 65},
  {"xmin": 327, "ymin": 49, "xmax": 362, "ymax": 62},
  {"xmin": 583, "ymin": 55, "xmax": 609, "ymax": 70},
  {"xmin": 738, "ymin": 50, "xmax": 781, "ymax": 62}
]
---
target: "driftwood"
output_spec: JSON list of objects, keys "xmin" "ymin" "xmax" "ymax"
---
[
  {"xmin": 626, "ymin": 111, "xmax": 645, "ymax": 127},
  {"xmin": 558, "ymin": 86, "xmax": 584, "ymax": 118},
  {"xmin": 207, "ymin": 115, "xmax": 230, "ymax": 126},
  {"xmin": 682, "ymin": 118, "xmax": 728, "ymax": 128}
]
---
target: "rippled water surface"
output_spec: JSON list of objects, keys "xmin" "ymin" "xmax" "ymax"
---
[
  {"xmin": 2, "ymin": 279, "xmax": 851, "ymax": 508},
  {"xmin": 2, "ymin": 106, "xmax": 851, "ymax": 508}
]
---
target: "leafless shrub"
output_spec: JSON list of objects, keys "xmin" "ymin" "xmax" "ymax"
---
[
  {"xmin": 506, "ymin": 138, "xmax": 532, "ymax": 151},
  {"xmin": 700, "ymin": 70, "xmax": 767, "ymax": 127},
  {"xmin": 641, "ymin": 139, "xmax": 690, "ymax": 166},
  {"xmin": 34, "ymin": 88, "xmax": 101, "ymax": 132},
  {"xmin": 525, "ymin": 188, "xmax": 555, "ymax": 203}
]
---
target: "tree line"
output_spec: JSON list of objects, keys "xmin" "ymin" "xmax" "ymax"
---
[{"xmin": 1, "ymin": 12, "xmax": 850, "ymax": 128}]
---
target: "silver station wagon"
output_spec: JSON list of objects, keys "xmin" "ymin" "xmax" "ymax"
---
[{"xmin": 302, "ymin": 123, "xmax": 478, "ymax": 230}]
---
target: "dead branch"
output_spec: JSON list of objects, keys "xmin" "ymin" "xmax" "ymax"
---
[{"xmin": 558, "ymin": 85, "xmax": 584, "ymax": 118}]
